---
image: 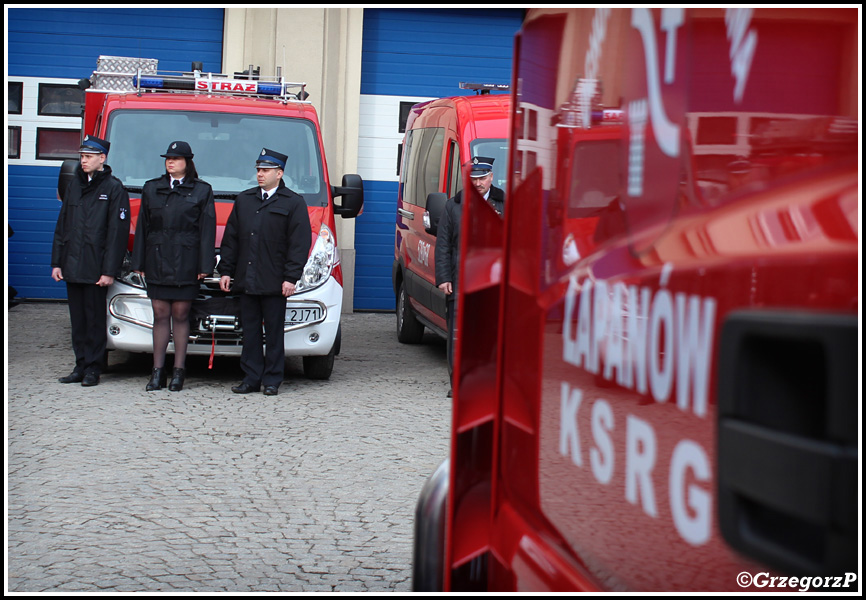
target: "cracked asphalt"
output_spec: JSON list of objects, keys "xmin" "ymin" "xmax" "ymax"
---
[{"xmin": 6, "ymin": 303, "xmax": 451, "ymax": 593}]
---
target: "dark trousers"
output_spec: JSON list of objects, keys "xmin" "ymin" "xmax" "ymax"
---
[
  {"xmin": 240, "ymin": 294, "xmax": 286, "ymax": 387},
  {"xmin": 66, "ymin": 282, "xmax": 108, "ymax": 375}
]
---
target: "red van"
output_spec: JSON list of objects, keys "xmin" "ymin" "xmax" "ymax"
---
[
  {"xmin": 414, "ymin": 8, "xmax": 859, "ymax": 592},
  {"xmin": 393, "ymin": 87, "xmax": 510, "ymax": 345},
  {"xmin": 58, "ymin": 56, "xmax": 363, "ymax": 379}
]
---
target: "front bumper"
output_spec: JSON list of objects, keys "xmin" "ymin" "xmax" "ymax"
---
[{"xmin": 105, "ymin": 276, "xmax": 343, "ymax": 357}]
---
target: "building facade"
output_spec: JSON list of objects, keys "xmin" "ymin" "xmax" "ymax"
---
[{"xmin": 7, "ymin": 7, "xmax": 523, "ymax": 309}]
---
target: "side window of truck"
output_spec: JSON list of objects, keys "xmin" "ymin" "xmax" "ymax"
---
[
  {"xmin": 403, "ymin": 127, "xmax": 445, "ymax": 208},
  {"xmin": 447, "ymin": 141, "xmax": 461, "ymax": 198}
]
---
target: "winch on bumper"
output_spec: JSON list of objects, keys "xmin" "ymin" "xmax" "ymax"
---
[{"xmin": 105, "ymin": 274, "xmax": 343, "ymax": 369}]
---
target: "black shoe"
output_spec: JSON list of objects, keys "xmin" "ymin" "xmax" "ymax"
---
[
  {"xmin": 146, "ymin": 367, "xmax": 167, "ymax": 391},
  {"xmin": 59, "ymin": 370, "xmax": 84, "ymax": 384},
  {"xmin": 81, "ymin": 372, "xmax": 100, "ymax": 387},
  {"xmin": 232, "ymin": 382, "xmax": 260, "ymax": 394},
  {"xmin": 168, "ymin": 368, "xmax": 185, "ymax": 392},
  {"xmin": 263, "ymin": 385, "xmax": 279, "ymax": 396}
]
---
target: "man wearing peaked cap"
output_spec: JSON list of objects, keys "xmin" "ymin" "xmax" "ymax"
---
[
  {"xmin": 51, "ymin": 134, "xmax": 130, "ymax": 387},
  {"xmin": 467, "ymin": 156, "xmax": 503, "ymax": 213},
  {"xmin": 434, "ymin": 155, "xmax": 505, "ymax": 395},
  {"xmin": 256, "ymin": 148, "xmax": 288, "ymax": 169},
  {"xmin": 219, "ymin": 148, "xmax": 312, "ymax": 396},
  {"xmin": 78, "ymin": 134, "xmax": 110, "ymax": 155}
]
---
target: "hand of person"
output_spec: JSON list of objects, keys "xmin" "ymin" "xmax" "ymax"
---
[
  {"xmin": 220, "ymin": 275, "xmax": 232, "ymax": 292},
  {"xmin": 439, "ymin": 282, "xmax": 453, "ymax": 295},
  {"xmin": 96, "ymin": 275, "xmax": 115, "ymax": 287},
  {"xmin": 51, "ymin": 267, "xmax": 63, "ymax": 282},
  {"xmin": 198, "ymin": 273, "xmax": 208, "ymax": 280},
  {"xmin": 282, "ymin": 281, "xmax": 296, "ymax": 297}
]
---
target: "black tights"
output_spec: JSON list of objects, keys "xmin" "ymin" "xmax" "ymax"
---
[{"xmin": 151, "ymin": 299, "xmax": 192, "ymax": 369}]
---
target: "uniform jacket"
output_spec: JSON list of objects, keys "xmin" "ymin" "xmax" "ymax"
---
[
  {"xmin": 218, "ymin": 181, "xmax": 312, "ymax": 296},
  {"xmin": 435, "ymin": 185, "xmax": 505, "ymax": 296},
  {"xmin": 51, "ymin": 164, "xmax": 130, "ymax": 284},
  {"xmin": 130, "ymin": 174, "xmax": 216, "ymax": 286}
]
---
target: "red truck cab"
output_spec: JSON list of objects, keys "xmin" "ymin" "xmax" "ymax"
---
[
  {"xmin": 58, "ymin": 56, "xmax": 363, "ymax": 379},
  {"xmin": 415, "ymin": 8, "xmax": 859, "ymax": 592}
]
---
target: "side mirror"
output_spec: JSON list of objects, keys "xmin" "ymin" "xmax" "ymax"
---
[
  {"xmin": 58, "ymin": 159, "xmax": 78, "ymax": 201},
  {"xmin": 333, "ymin": 174, "xmax": 364, "ymax": 218},
  {"xmin": 424, "ymin": 192, "xmax": 448, "ymax": 236}
]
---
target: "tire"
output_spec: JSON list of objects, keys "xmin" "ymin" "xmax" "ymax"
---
[
  {"xmin": 397, "ymin": 280, "xmax": 425, "ymax": 344},
  {"xmin": 303, "ymin": 325, "xmax": 340, "ymax": 380},
  {"xmin": 303, "ymin": 348, "xmax": 335, "ymax": 380}
]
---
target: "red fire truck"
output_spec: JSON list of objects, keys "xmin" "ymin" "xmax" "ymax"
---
[
  {"xmin": 58, "ymin": 56, "xmax": 363, "ymax": 379},
  {"xmin": 414, "ymin": 8, "xmax": 859, "ymax": 592}
]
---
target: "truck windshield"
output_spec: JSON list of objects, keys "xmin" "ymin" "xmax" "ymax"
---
[
  {"xmin": 105, "ymin": 110, "xmax": 327, "ymax": 205},
  {"xmin": 470, "ymin": 138, "xmax": 508, "ymax": 191}
]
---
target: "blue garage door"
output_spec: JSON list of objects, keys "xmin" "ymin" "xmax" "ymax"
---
[
  {"xmin": 354, "ymin": 8, "xmax": 523, "ymax": 310},
  {"xmin": 7, "ymin": 8, "xmax": 224, "ymax": 300}
]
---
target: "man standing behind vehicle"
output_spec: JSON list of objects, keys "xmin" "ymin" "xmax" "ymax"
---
[
  {"xmin": 51, "ymin": 135, "xmax": 130, "ymax": 386},
  {"xmin": 219, "ymin": 148, "xmax": 312, "ymax": 396},
  {"xmin": 435, "ymin": 157, "xmax": 504, "ymax": 391}
]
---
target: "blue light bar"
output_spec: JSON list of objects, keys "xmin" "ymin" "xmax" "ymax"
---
[
  {"xmin": 131, "ymin": 73, "xmax": 299, "ymax": 97},
  {"xmin": 134, "ymin": 76, "xmax": 165, "ymax": 89},
  {"xmin": 256, "ymin": 83, "xmax": 282, "ymax": 95}
]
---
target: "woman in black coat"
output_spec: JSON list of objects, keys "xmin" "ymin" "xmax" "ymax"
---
[{"xmin": 131, "ymin": 141, "xmax": 216, "ymax": 392}]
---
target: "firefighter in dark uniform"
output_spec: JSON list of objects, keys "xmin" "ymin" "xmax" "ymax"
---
[
  {"xmin": 131, "ymin": 141, "xmax": 216, "ymax": 392},
  {"xmin": 218, "ymin": 148, "xmax": 312, "ymax": 396},
  {"xmin": 51, "ymin": 135, "xmax": 130, "ymax": 386},
  {"xmin": 435, "ymin": 157, "xmax": 504, "ymax": 394}
]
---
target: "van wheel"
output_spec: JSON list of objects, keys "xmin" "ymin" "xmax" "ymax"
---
[
  {"xmin": 397, "ymin": 281, "xmax": 425, "ymax": 344},
  {"xmin": 302, "ymin": 324, "xmax": 340, "ymax": 380},
  {"xmin": 303, "ymin": 348, "xmax": 335, "ymax": 380}
]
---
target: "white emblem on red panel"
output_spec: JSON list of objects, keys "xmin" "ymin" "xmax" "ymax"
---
[{"xmin": 725, "ymin": 8, "xmax": 757, "ymax": 104}]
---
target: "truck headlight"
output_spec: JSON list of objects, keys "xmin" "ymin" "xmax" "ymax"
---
[
  {"xmin": 119, "ymin": 269, "xmax": 146, "ymax": 289},
  {"xmin": 117, "ymin": 252, "xmax": 146, "ymax": 289},
  {"xmin": 295, "ymin": 224, "xmax": 338, "ymax": 293}
]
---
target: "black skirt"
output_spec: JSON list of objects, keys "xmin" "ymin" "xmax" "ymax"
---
[{"xmin": 147, "ymin": 283, "xmax": 199, "ymax": 301}]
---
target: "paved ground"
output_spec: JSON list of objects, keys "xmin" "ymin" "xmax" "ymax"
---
[{"xmin": 6, "ymin": 303, "xmax": 451, "ymax": 593}]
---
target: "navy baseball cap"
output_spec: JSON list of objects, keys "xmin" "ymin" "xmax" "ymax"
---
[
  {"xmin": 469, "ymin": 156, "xmax": 494, "ymax": 178},
  {"xmin": 256, "ymin": 148, "xmax": 287, "ymax": 170},
  {"xmin": 79, "ymin": 135, "xmax": 110, "ymax": 155},
  {"xmin": 161, "ymin": 141, "xmax": 194, "ymax": 158}
]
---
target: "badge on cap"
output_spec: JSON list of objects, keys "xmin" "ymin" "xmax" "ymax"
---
[{"xmin": 469, "ymin": 156, "xmax": 494, "ymax": 178}]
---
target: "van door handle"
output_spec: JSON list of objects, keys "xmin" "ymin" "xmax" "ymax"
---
[
  {"xmin": 717, "ymin": 311, "xmax": 857, "ymax": 576},
  {"xmin": 398, "ymin": 208, "xmax": 414, "ymax": 220}
]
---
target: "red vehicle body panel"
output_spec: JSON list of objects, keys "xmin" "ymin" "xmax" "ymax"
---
[{"xmin": 437, "ymin": 7, "xmax": 859, "ymax": 593}]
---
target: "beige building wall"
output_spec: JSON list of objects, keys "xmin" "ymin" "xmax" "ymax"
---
[{"xmin": 222, "ymin": 7, "xmax": 364, "ymax": 312}]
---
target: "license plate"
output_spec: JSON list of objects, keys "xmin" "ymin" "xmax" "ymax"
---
[{"xmin": 286, "ymin": 304, "xmax": 323, "ymax": 324}]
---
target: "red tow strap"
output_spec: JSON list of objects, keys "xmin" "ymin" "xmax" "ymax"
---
[{"xmin": 209, "ymin": 326, "xmax": 216, "ymax": 369}]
